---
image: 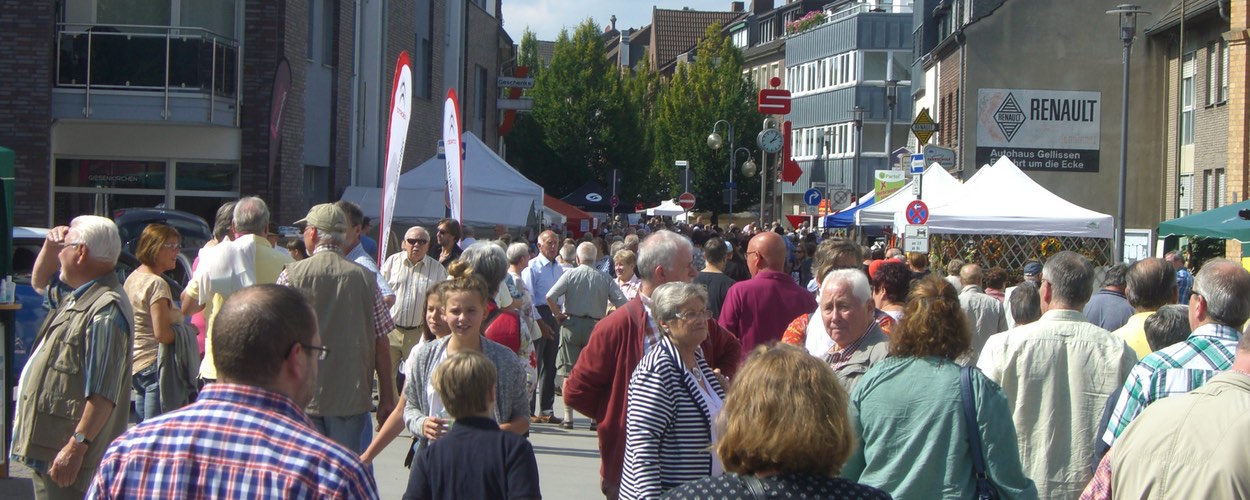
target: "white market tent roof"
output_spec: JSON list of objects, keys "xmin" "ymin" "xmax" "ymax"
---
[
  {"xmin": 900, "ymin": 156, "xmax": 1113, "ymax": 237},
  {"xmin": 340, "ymin": 132, "xmax": 544, "ymax": 228},
  {"xmin": 645, "ymin": 199, "xmax": 688, "ymax": 217},
  {"xmin": 856, "ymin": 164, "xmax": 962, "ymax": 226}
]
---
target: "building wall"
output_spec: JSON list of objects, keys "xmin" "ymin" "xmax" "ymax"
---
[
  {"xmin": 464, "ymin": 3, "xmax": 501, "ymax": 148},
  {"xmin": 0, "ymin": 0, "xmax": 55, "ymax": 226},
  {"xmin": 958, "ymin": 0, "xmax": 1171, "ymax": 234},
  {"xmin": 1227, "ymin": 0, "xmax": 1249, "ymax": 257}
]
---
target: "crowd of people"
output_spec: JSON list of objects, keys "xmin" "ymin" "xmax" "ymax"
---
[{"xmin": 11, "ymin": 197, "xmax": 1250, "ymax": 500}]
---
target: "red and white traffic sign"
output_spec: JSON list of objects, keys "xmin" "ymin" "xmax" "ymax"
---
[
  {"xmin": 758, "ymin": 77, "xmax": 791, "ymax": 115},
  {"xmin": 906, "ymin": 200, "xmax": 930, "ymax": 225},
  {"xmin": 678, "ymin": 192, "xmax": 697, "ymax": 211}
]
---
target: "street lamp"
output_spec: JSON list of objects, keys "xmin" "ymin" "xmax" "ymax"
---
[
  {"xmin": 884, "ymin": 79, "xmax": 900, "ymax": 156},
  {"xmin": 1107, "ymin": 4, "xmax": 1149, "ymax": 263},
  {"xmin": 850, "ymin": 106, "xmax": 867, "ymax": 204},
  {"xmin": 709, "ymin": 119, "xmax": 737, "ymax": 220}
]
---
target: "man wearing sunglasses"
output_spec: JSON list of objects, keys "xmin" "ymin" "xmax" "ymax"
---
[{"xmin": 380, "ymin": 226, "xmax": 448, "ymax": 382}]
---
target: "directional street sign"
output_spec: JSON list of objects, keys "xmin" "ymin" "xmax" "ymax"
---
[
  {"xmin": 678, "ymin": 192, "xmax": 697, "ymax": 210},
  {"xmin": 911, "ymin": 107, "xmax": 939, "ymax": 145},
  {"xmin": 911, "ymin": 153, "xmax": 926, "ymax": 174},
  {"xmin": 497, "ymin": 76, "xmax": 535, "ymax": 88},
  {"xmin": 923, "ymin": 144, "xmax": 956, "ymax": 169},
  {"xmin": 905, "ymin": 199, "xmax": 930, "ymax": 225},
  {"xmin": 904, "ymin": 224, "xmax": 929, "ymax": 253},
  {"xmin": 497, "ymin": 98, "xmax": 533, "ymax": 110},
  {"xmin": 804, "ymin": 188, "xmax": 823, "ymax": 207}
]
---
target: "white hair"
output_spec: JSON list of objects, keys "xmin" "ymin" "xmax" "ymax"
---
[
  {"xmin": 821, "ymin": 268, "xmax": 872, "ymax": 304},
  {"xmin": 637, "ymin": 230, "xmax": 693, "ymax": 282},
  {"xmin": 576, "ymin": 241, "xmax": 598, "ymax": 264},
  {"xmin": 71, "ymin": 215, "xmax": 121, "ymax": 263}
]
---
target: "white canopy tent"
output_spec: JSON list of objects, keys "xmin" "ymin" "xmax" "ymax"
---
[
  {"xmin": 645, "ymin": 199, "xmax": 688, "ymax": 217},
  {"xmin": 340, "ymin": 132, "xmax": 544, "ymax": 228},
  {"xmin": 856, "ymin": 165, "xmax": 962, "ymax": 226},
  {"xmin": 895, "ymin": 156, "xmax": 1113, "ymax": 237}
]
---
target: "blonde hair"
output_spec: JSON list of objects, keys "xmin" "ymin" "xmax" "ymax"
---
[
  {"xmin": 432, "ymin": 350, "xmax": 496, "ymax": 418},
  {"xmin": 717, "ymin": 344, "xmax": 855, "ymax": 476},
  {"xmin": 445, "ymin": 259, "xmax": 490, "ymax": 304}
]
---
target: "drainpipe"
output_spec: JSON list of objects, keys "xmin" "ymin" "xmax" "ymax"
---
[{"xmin": 349, "ymin": 0, "xmax": 363, "ymax": 185}]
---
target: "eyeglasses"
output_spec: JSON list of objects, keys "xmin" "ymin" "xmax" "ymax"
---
[
  {"xmin": 674, "ymin": 309, "xmax": 713, "ymax": 321},
  {"xmin": 293, "ymin": 342, "xmax": 330, "ymax": 361},
  {"xmin": 62, "ymin": 241, "xmax": 86, "ymax": 249},
  {"xmin": 1190, "ymin": 290, "xmax": 1203, "ymax": 302},
  {"xmin": 161, "ymin": 242, "xmax": 181, "ymax": 250},
  {"xmin": 407, "ymin": 238, "xmax": 430, "ymax": 246}
]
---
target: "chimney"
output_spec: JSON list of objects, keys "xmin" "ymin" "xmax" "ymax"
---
[
  {"xmin": 751, "ymin": 0, "xmax": 774, "ymax": 15},
  {"xmin": 609, "ymin": 15, "xmax": 617, "ymax": 32},
  {"xmin": 731, "ymin": 1, "xmax": 745, "ymax": 12}
]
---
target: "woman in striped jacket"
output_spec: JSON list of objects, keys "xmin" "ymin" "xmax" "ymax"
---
[{"xmin": 620, "ymin": 282, "xmax": 728, "ymax": 499}]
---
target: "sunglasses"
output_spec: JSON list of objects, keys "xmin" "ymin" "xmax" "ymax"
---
[{"xmin": 407, "ymin": 238, "xmax": 430, "ymax": 245}]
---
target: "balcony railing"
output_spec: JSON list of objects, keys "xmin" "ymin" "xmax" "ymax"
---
[
  {"xmin": 55, "ymin": 23, "xmax": 239, "ymax": 124},
  {"xmin": 788, "ymin": 2, "xmax": 915, "ymax": 36}
]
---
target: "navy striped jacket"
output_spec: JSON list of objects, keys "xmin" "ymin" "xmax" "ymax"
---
[{"xmin": 619, "ymin": 336, "xmax": 727, "ymax": 499}]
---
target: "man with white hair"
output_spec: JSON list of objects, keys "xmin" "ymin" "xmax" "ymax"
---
[
  {"xmin": 818, "ymin": 269, "xmax": 889, "ymax": 392},
  {"xmin": 564, "ymin": 230, "xmax": 742, "ymax": 499},
  {"xmin": 15, "ymin": 216, "xmax": 134, "ymax": 498},
  {"xmin": 545, "ymin": 241, "xmax": 628, "ymax": 429},
  {"xmin": 380, "ymin": 226, "xmax": 447, "ymax": 382}
]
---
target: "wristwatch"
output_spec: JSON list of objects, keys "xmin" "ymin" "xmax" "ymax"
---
[{"xmin": 72, "ymin": 432, "xmax": 92, "ymax": 446}]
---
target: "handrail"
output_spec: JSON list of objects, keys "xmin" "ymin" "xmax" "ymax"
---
[
  {"xmin": 789, "ymin": 2, "xmax": 915, "ymax": 37},
  {"xmin": 55, "ymin": 23, "xmax": 240, "ymax": 124}
]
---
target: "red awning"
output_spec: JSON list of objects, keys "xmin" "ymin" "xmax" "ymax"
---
[{"xmin": 544, "ymin": 194, "xmax": 593, "ymax": 221}]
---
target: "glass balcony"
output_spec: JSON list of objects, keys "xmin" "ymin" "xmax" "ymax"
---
[{"xmin": 54, "ymin": 23, "xmax": 240, "ymax": 126}]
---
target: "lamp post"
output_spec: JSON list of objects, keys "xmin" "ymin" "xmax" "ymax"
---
[
  {"xmin": 884, "ymin": 79, "xmax": 899, "ymax": 156},
  {"xmin": 708, "ymin": 120, "xmax": 735, "ymax": 221},
  {"xmin": 759, "ymin": 117, "xmax": 778, "ymax": 227},
  {"xmin": 1107, "ymin": 4, "xmax": 1148, "ymax": 263},
  {"xmin": 851, "ymin": 106, "xmax": 866, "ymax": 205},
  {"xmin": 738, "ymin": 149, "xmax": 759, "ymax": 222}
]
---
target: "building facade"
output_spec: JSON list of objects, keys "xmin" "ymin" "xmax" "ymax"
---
[
  {"xmin": 0, "ymin": 0, "xmax": 507, "ymax": 228},
  {"xmin": 785, "ymin": 0, "xmax": 914, "ymax": 214}
]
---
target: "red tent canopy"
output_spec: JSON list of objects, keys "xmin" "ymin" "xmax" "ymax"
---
[{"xmin": 544, "ymin": 194, "xmax": 598, "ymax": 237}]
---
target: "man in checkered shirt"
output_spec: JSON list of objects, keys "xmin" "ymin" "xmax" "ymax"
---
[{"xmin": 89, "ymin": 285, "xmax": 378, "ymax": 499}]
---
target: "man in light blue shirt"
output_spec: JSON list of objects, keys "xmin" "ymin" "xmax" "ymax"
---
[
  {"xmin": 522, "ymin": 230, "xmax": 564, "ymax": 422},
  {"xmin": 335, "ymin": 201, "xmax": 395, "ymax": 307}
]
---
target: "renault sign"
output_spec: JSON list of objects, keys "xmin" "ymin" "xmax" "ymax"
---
[{"xmin": 975, "ymin": 88, "xmax": 1101, "ymax": 172}]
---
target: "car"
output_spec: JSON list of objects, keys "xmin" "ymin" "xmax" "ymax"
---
[{"xmin": 9, "ymin": 225, "xmax": 192, "ymax": 384}]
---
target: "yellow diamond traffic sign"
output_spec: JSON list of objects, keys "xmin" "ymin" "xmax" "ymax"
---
[{"xmin": 911, "ymin": 107, "xmax": 939, "ymax": 145}]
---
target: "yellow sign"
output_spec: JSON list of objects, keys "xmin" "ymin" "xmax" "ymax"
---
[{"xmin": 911, "ymin": 107, "xmax": 938, "ymax": 145}]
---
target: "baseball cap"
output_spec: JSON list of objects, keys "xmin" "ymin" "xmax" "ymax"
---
[
  {"xmin": 294, "ymin": 203, "xmax": 347, "ymax": 233},
  {"xmin": 1023, "ymin": 262, "xmax": 1043, "ymax": 276}
]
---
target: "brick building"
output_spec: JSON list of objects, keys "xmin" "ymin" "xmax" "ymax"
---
[{"xmin": 0, "ymin": 0, "xmax": 507, "ymax": 228}]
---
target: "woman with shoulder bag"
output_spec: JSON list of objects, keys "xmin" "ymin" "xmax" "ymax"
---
[{"xmin": 841, "ymin": 275, "xmax": 1037, "ymax": 499}]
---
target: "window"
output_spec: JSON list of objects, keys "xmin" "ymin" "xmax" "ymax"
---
[
  {"xmin": 794, "ymin": 123, "xmax": 854, "ymax": 159},
  {"xmin": 1204, "ymin": 168, "xmax": 1227, "ymax": 209},
  {"xmin": 732, "ymin": 27, "xmax": 749, "ymax": 48},
  {"xmin": 1181, "ymin": 53, "xmax": 1194, "ymax": 146},
  {"xmin": 1179, "ymin": 173, "xmax": 1193, "ymax": 217},
  {"xmin": 1208, "ymin": 40, "xmax": 1229, "ymax": 105},
  {"xmin": 787, "ymin": 52, "xmax": 856, "ymax": 96},
  {"xmin": 760, "ymin": 19, "xmax": 775, "ymax": 43},
  {"xmin": 414, "ymin": 0, "xmax": 433, "ymax": 99}
]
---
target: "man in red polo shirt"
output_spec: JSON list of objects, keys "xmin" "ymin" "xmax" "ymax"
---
[{"xmin": 718, "ymin": 231, "xmax": 816, "ymax": 354}]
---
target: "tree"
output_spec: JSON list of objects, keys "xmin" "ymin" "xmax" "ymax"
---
[
  {"xmin": 651, "ymin": 24, "xmax": 762, "ymax": 219},
  {"xmin": 504, "ymin": 29, "xmax": 561, "ymax": 192},
  {"xmin": 526, "ymin": 19, "xmax": 625, "ymax": 197}
]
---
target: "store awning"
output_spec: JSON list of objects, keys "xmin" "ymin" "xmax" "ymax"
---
[{"xmin": 1158, "ymin": 200, "xmax": 1250, "ymax": 243}]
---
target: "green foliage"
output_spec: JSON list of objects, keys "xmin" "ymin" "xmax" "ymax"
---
[{"xmin": 651, "ymin": 23, "xmax": 763, "ymax": 215}]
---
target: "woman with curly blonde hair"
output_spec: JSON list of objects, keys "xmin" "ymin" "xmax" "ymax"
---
[{"xmin": 841, "ymin": 275, "xmax": 1038, "ymax": 499}]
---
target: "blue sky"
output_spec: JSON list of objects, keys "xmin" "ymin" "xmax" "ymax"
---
[{"xmin": 501, "ymin": 1, "xmax": 735, "ymax": 41}]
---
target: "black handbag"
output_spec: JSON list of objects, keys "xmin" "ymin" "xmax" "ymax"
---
[{"xmin": 960, "ymin": 366, "xmax": 1001, "ymax": 500}]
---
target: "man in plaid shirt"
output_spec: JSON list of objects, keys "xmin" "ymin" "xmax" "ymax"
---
[
  {"xmin": 1101, "ymin": 259, "xmax": 1250, "ymax": 449},
  {"xmin": 88, "ymin": 285, "xmax": 378, "ymax": 499}
]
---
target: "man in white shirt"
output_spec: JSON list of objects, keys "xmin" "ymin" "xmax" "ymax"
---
[
  {"xmin": 379, "ymin": 226, "xmax": 447, "ymax": 383},
  {"xmin": 977, "ymin": 251, "xmax": 1136, "ymax": 499},
  {"xmin": 522, "ymin": 230, "xmax": 565, "ymax": 423}
]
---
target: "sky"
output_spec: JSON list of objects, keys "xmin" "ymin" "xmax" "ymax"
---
[{"xmin": 501, "ymin": 0, "xmax": 737, "ymax": 41}]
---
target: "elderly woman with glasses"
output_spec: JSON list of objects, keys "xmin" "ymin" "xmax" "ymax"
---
[{"xmin": 619, "ymin": 282, "xmax": 728, "ymax": 500}]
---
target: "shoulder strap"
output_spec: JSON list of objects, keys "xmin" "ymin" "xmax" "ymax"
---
[
  {"xmin": 960, "ymin": 366, "xmax": 989, "ymax": 480},
  {"xmin": 738, "ymin": 474, "xmax": 767, "ymax": 500}
]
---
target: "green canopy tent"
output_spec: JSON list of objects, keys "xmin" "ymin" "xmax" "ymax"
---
[{"xmin": 1157, "ymin": 199, "xmax": 1250, "ymax": 243}]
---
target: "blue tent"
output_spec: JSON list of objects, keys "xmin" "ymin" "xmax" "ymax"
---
[{"xmin": 822, "ymin": 192, "xmax": 876, "ymax": 228}]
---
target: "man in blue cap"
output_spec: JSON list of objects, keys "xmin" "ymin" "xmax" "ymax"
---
[{"xmin": 1005, "ymin": 261, "xmax": 1043, "ymax": 329}]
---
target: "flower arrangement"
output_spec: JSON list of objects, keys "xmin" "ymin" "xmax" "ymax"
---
[{"xmin": 785, "ymin": 11, "xmax": 827, "ymax": 35}]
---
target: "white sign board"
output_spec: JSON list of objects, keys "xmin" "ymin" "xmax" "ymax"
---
[
  {"xmin": 497, "ymin": 98, "xmax": 534, "ymax": 111},
  {"xmin": 904, "ymin": 225, "xmax": 929, "ymax": 253},
  {"xmin": 923, "ymin": 144, "xmax": 956, "ymax": 169},
  {"xmin": 975, "ymin": 88, "xmax": 1101, "ymax": 172},
  {"xmin": 1123, "ymin": 228, "xmax": 1154, "ymax": 263}
]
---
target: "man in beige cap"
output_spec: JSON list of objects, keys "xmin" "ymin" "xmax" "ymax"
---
[{"xmin": 276, "ymin": 203, "xmax": 396, "ymax": 454}]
